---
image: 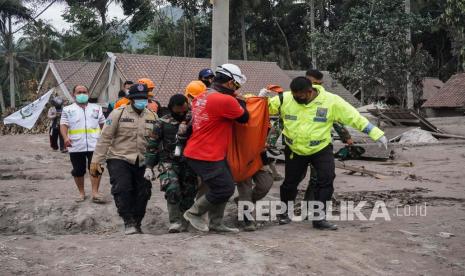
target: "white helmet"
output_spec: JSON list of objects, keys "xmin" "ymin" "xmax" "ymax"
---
[{"xmin": 216, "ymin": 63, "xmax": 247, "ymax": 86}]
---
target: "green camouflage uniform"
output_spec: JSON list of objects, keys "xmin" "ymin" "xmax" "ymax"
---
[{"xmin": 145, "ymin": 114, "xmax": 197, "ymax": 220}]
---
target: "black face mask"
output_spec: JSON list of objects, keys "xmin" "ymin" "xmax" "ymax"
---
[
  {"xmin": 213, "ymin": 83, "xmax": 235, "ymax": 96},
  {"xmin": 293, "ymin": 96, "xmax": 310, "ymax": 105},
  {"xmin": 171, "ymin": 111, "xmax": 186, "ymax": 122},
  {"xmin": 201, "ymin": 79, "xmax": 212, "ymax": 88}
]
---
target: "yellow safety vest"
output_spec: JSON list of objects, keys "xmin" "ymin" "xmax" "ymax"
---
[{"xmin": 268, "ymin": 86, "xmax": 384, "ymax": 156}]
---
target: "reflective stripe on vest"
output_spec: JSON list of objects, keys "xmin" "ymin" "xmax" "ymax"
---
[{"xmin": 68, "ymin": 128, "xmax": 101, "ymax": 135}]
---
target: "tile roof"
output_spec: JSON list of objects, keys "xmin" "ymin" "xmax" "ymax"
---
[
  {"xmin": 51, "ymin": 60, "xmax": 100, "ymax": 92},
  {"xmin": 422, "ymin": 73, "xmax": 465, "ymax": 108},
  {"xmin": 421, "ymin": 77, "xmax": 444, "ymax": 101},
  {"xmin": 284, "ymin": 70, "xmax": 361, "ymax": 107},
  {"xmin": 112, "ymin": 53, "xmax": 292, "ymax": 105}
]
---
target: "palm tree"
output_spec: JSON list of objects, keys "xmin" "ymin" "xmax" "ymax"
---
[
  {"xmin": 17, "ymin": 19, "xmax": 62, "ymax": 80},
  {"xmin": 0, "ymin": 0, "xmax": 31, "ymax": 109}
]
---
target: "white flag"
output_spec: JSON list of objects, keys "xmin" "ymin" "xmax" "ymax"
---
[{"xmin": 3, "ymin": 89, "xmax": 53, "ymax": 130}]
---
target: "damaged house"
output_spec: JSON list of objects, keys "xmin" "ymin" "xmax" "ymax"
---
[
  {"xmin": 37, "ymin": 60, "xmax": 101, "ymax": 101},
  {"xmin": 88, "ymin": 52, "xmax": 292, "ymax": 106},
  {"xmin": 422, "ymin": 73, "xmax": 465, "ymax": 117}
]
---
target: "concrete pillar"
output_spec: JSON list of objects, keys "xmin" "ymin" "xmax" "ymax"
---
[{"xmin": 211, "ymin": 0, "xmax": 229, "ymax": 69}]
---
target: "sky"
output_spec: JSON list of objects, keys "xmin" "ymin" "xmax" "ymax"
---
[{"xmin": 21, "ymin": 2, "xmax": 126, "ymax": 34}]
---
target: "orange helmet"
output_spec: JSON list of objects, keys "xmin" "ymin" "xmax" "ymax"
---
[
  {"xmin": 266, "ymin": 84, "xmax": 284, "ymax": 93},
  {"xmin": 185, "ymin": 80, "xmax": 206, "ymax": 98},
  {"xmin": 138, "ymin": 78, "xmax": 155, "ymax": 90}
]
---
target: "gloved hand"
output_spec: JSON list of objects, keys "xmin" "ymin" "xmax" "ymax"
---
[
  {"xmin": 376, "ymin": 136, "xmax": 388, "ymax": 150},
  {"xmin": 144, "ymin": 168, "xmax": 154, "ymax": 181},
  {"xmin": 177, "ymin": 122, "xmax": 188, "ymax": 136},
  {"xmin": 89, "ymin": 162, "xmax": 104, "ymax": 177},
  {"xmin": 258, "ymin": 88, "xmax": 271, "ymax": 97}
]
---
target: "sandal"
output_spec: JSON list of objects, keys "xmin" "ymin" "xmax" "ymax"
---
[
  {"xmin": 92, "ymin": 194, "xmax": 105, "ymax": 204},
  {"xmin": 75, "ymin": 195, "xmax": 86, "ymax": 203}
]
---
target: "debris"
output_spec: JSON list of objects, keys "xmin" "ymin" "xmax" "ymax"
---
[
  {"xmin": 367, "ymin": 108, "xmax": 442, "ymax": 133},
  {"xmin": 360, "ymin": 226, "xmax": 372, "ymax": 232},
  {"xmin": 180, "ymin": 235, "xmax": 201, "ymax": 242},
  {"xmin": 399, "ymin": 128, "xmax": 438, "ymax": 144},
  {"xmin": 438, "ymin": 232, "xmax": 455, "ymax": 238},
  {"xmin": 398, "ymin": 230, "xmax": 419, "ymax": 237},
  {"xmin": 378, "ymin": 161, "xmax": 414, "ymax": 167},
  {"xmin": 430, "ymin": 132, "xmax": 465, "ymax": 140},
  {"xmin": 404, "ymin": 174, "xmax": 441, "ymax": 183},
  {"xmin": 390, "ymin": 260, "xmax": 401, "ymax": 265},
  {"xmin": 335, "ymin": 161, "xmax": 391, "ymax": 179},
  {"xmin": 333, "ymin": 143, "xmax": 391, "ymax": 161},
  {"xmin": 111, "ymin": 265, "xmax": 122, "ymax": 273},
  {"xmin": 256, "ymin": 245, "xmax": 279, "ymax": 253},
  {"xmin": 0, "ymin": 173, "xmax": 14, "ymax": 180}
]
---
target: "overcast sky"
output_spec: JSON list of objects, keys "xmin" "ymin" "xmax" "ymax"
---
[{"xmin": 21, "ymin": 2, "xmax": 126, "ymax": 34}]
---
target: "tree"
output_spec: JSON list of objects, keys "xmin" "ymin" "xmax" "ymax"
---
[
  {"xmin": 17, "ymin": 19, "xmax": 62, "ymax": 80},
  {"xmin": 62, "ymin": 4, "xmax": 127, "ymax": 61},
  {"xmin": 0, "ymin": 0, "xmax": 31, "ymax": 109},
  {"xmin": 441, "ymin": 0, "xmax": 465, "ymax": 71},
  {"xmin": 313, "ymin": 0, "xmax": 432, "ymax": 106}
]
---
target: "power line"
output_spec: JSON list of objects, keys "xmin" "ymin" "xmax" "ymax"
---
[
  {"xmin": 36, "ymin": 4, "xmax": 136, "ymax": 95},
  {"xmin": 13, "ymin": 0, "xmax": 57, "ymax": 34}
]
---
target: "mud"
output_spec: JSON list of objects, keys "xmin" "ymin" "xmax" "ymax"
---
[{"xmin": 0, "ymin": 134, "xmax": 465, "ymax": 275}]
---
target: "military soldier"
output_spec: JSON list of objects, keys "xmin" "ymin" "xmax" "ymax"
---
[
  {"xmin": 90, "ymin": 83, "xmax": 157, "ymax": 235},
  {"xmin": 144, "ymin": 94, "xmax": 197, "ymax": 233}
]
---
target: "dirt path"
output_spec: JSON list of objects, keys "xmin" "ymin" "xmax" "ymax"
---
[{"xmin": 1, "ymin": 134, "xmax": 464, "ymax": 275}]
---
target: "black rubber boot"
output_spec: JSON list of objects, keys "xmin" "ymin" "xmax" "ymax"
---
[
  {"xmin": 313, "ymin": 220, "xmax": 338, "ymax": 230},
  {"xmin": 278, "ymin": 213, "xmax": 291, "ymax": 225}
]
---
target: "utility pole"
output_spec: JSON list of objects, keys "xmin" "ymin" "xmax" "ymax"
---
[
  {"xmin": 211, "ymin": 0, "xmax": 229, "ymax": 69},
  {"xmin": 405, "ymin": 0, "xmax": 414, "ymax": 109},
  {"xmin": 8, "ymin": 15, "xmax": 15, "ymax": 108},
  {"xmin": 309, "ymin": 0, "xmax": 316, "ymax": 68},
  {"xmin": 0, "ymin": 86, "xmax": 5, "ymax": 114},
  {"xmin": 183, "ymin": 16, "xmax": 187, "ymax": 57}
]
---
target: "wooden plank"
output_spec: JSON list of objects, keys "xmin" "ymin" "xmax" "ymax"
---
[
  {"xmin": 430, "ymin": 132, "xmax": 465, "ymax": 140},
  {"xmin": 335, "ymin": 161, "xmax": 391, "ymax": 179}
]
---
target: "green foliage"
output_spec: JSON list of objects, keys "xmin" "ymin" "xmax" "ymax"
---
[
  {"xmin": 441, "ymin": 0, "xmax": 465, "ymax": 70},
  {"xmin": 119, "ymin": 0, "xmax": 156, "ymax": 32},
  {"xmin": 313, "ymin": 0, "xmax": 433, "ymax": 105},
  {"xmin": 17, "ymin": 19, "xmax": 62, "ymax": 79},
  {"xmin": 62, "ymin": 4, "xmax": 127, "ymax": 61}
]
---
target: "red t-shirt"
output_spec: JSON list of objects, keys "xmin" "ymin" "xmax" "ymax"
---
[{"xmin": 184, "ymin": 91, "xmax": 245, "ymax": 161}]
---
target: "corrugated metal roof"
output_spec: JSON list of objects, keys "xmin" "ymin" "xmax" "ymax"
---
[
  {"xmin": 422, "ymin": 73, "xmax": 465, "ymax": 108},
  {"xmin": 284, "ymin": 70, "xmax": 361, "ymax": 107},
  {"xmin": 112, "ymin": 53, "xmax": 292, "ymax": 105}
]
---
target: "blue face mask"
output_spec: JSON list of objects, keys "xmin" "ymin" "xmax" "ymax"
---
[
  {"xmin": 75, "ymin": 94, "xmax": 89, "ymax": 104},
  {"xmin": 133, "ymin": 99, "xmax": 148, "ymax": 110}
]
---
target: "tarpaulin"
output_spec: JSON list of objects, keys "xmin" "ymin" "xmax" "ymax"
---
[{"xmin": 227, "ymin": 97, "xmax": 269, "ymax": 182}]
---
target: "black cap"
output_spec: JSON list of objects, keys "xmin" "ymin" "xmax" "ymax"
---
[{"xmin": 127, "ymin": 83, "xmax": 148, "ymax": 99}]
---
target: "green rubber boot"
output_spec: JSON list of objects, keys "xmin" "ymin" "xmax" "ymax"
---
[
  {"xmin": 167, "ymin": 203, "xmax": 183, "ymax": 233},
  {"xmin": 183, "ymin": 195, "xmax": 212, "ymax": 232},
  {"xmin": 209, "ymin": 202, "xmax": 239, "ymax": 233}
]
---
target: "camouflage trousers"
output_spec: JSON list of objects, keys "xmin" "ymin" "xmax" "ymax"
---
[{"xmin": 157, "ymin": 161, "xmax": 197, "ymax": 212}]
